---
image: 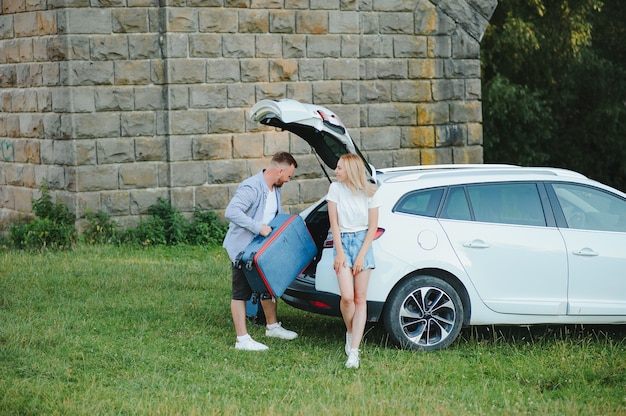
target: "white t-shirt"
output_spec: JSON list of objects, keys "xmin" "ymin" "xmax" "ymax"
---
[
  {"xmin": 327, "ymin": 182, "xmax": 381, "ymax": 232},
  {"xmin": 263, "ymin": 188, "xmax": 278, "ymax": 225}
]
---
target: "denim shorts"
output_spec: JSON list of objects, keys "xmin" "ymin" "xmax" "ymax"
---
[{"xmin": 334, "ymin": 229, "xmax": 376, "ymax": 270}]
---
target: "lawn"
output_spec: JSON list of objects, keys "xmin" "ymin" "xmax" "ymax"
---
[{"xmin": 1, "ymin": 245, "xmax": 624, "ymax": 415}]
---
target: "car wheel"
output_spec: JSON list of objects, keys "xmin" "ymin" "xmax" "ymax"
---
[{"xmin": 383, "ymin": 275, "xmax": 464, "ymax": 351}]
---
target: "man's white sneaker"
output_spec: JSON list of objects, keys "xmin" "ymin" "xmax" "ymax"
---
[
  {"xmin": 265, "ymin": 322, "xmax": 298, "ymax": 340},
  {"xmin": 346, "ymin": 349, "xmax": 360, "ymax": 369},
  {"xmin": 235, "ymin": 337, "xmax": 269, "ymax": 351}
]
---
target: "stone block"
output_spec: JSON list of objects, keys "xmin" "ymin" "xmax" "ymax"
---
[
  {"xmin": 190, "ymin": 34, "xmax": 222, "ymax": 58},
  {"xmin": 427, "ymin": 36, "xmax": 451, "ymax": 58},
  {"xmin": 432, "ymin": 79, "xmax": 465, "ymax": 101},
  {"xmin": 453, "ymin": 144, "xmax": 483, "ymax": 163},
  {"xmin": 95, "ymin": 87, "xmax": 134, "ymax": 111},
  {"xmin": 312, "ymin": 81, "xmax": 342, "ymax": 104},
  {"xmin": 295, "ymin": 11, "xmax": 328, "ymax": 34},
  {"xmin": 136, "ymin": 136, "xmax": 167, "ymax": 161},
  {"xmin": 269, "ymin": 59, "xmax": 298, "ymax": 82},
  {"xmin": 129, "ymin": 34, "xmax": 161, "ymax": 59},
  {"xmin": 367, "ymin": 103, "xmax": 416, "ymax": 127},
  {"xmin": 90, "ymin": 36, "xmax": 129, "ymax": 61},
  {"xmin": 450, "ymin": 101, "xmax": 481, "ymax": 123},
  {"xmin": 269, "ymin": 10, "xmax": 295, "ymax": 33},
  {"xmin": 256, "ymin": 34, "xmax": 282, "ymax": 58},
  {"xmin": 169, "ymin": 59, "xmax": 205, "ymax": 84},
  {"xmin": 223, "ymin": 35, "xmax": 255, "ymax": 58},
  {"xmin": 299, "ymin": 59, "xmax": 324, "ymax": 81},
  {"xmin": 239, "ymin": 10, "xmax": 269, "ymax": 33},
  {"xmin": 115, "ymin": 60, "xmax": 151, "ymax": 85},
  {"xmin": 307, "ymin": 35, "xmax": 341, "ymax": 58},
  {"xmin": 196, "ymin": 184, "xmax": 231, "ymax": 211},
  {"xmin": 409, "ymin": 58, "xmax": 444, "ymax": 79},
  {"xmin": 135, "ymin": 86, "xmax": 165, "ymax": 111},
  {"xmin": 209, "ymin": 108, "xmax": 245, "ymax": 134},
  {"xmin": 199, "ymin": 9, "xmax": 238, "ymax": 33},
  {"xmin": 121, "ymin": 111, "xmax": 155, "ymax": 137},
  {"xmin": 394, "ymin": 35, "xmax": 427, "ymax": 58},
  {"xmin": 194, "ymin": 134, "xmax": 233, "ymax": 160},
  {"xmin": 326, "ymin": 59, "xmax": 358, "ymax": 80},
  {"xmin": 329, "ymin": 12, "xmax": 359, "ymax": 34},
  {"xmin": 241, "ymin": 59, "xmax": 269, "ymax": 82},
  {"xmin": 418, "ymin": 102, "xmax": 449, "ymax": 125},
  {"xmin": 72, "ymin": 112, "xmax": 120, "ymax": 139},
  {"xmin": 228, "ymin": 84, "xmax": 255, "ymax": 108},
  {"xmin": 167, "ymin": 8, "xmax": 197, "ymax": 32},
  {"xmin": 129, "ymin": 189, "xmax": 169, "ymax": 215},
  {"xmin": 207, "ymin": 159, "xmax": 248, "ymax": 184},
  {"xmin": 62, "ymin": 61, "xmax": 114, "ymax": 86},
  {"xmin": 58, "ymin": 9, "xmax": 112, "ymax": 35},
  {"xmin": 170, "ymin": 110, "xmax": 208, "ymax": 135},
  {"xmin": 394, "ymin": 148, "xmax": 421, "ymax": 167},
  {"xmin": 360, "ymin": 126, "xmax": 401, "ymax": 150},
  {"xmin": 420, "ymin": 147, "xmax": 452, "ymax": 165},
  {"xmin": 70, "ymin": 165, "xmax": 119, "ymax": 192},
  {"xmin": 171, "ymin": 161, "xmax": 207, "ymax": 186},
  {"xmin": 112, "ymin": 8, "xmax": 149, "ymax": 33},
  {"xmin": 360, "ymin": 35, "xmax": 393, "ymax": 58},
  {"xmin": 97, "ymin": 138, "xmax": 134, "ymax": 164},
  {"xmin": 119, "ymin": 163, "xmax": 158, "ymax": 189},
  {"xmin": 436, "ymin": 124, "xmax": 465, "ymax": 147},
  {"xmin": 101, "ymin": 190, "xmax": 130, "ymax": 215},
  {"xmin": 391, "ymin": 80, "xmax": 431, "ymax": 102},
  {"xmin": 282, "ymin": 35, "xmax": 306, "ymax": 58},
  {"xmin": 207, "ymin": 59, "xmax": 240, "ymax": 83},
  {"xmin": 233, "ymin": 132, "xmax": 264, "ymax": 159},
  {"xmin": 401, "ymin": 125, "xmax": 435, "ymax": 148},
  {"xmin": 171, "ymin": 187, "xmax": 195, "ymax": 212},
  {"xmin": 74, "ymin": 140, "xmax": 96, "ymax": 165},
  {"xmin": 169, "ymin": 135, "xmax": 194, "ymax": 161}
]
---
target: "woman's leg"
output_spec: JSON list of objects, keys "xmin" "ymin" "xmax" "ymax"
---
[
  {"xmin": 336, "ymin": 265, "xmax": 355, "ymax": 334},
  {"xmin": 350, "ymin": 269, "xmax": 371, "ymax": 349}
]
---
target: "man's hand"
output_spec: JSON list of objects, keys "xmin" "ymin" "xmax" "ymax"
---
[{"xmin": 260, "ymin": 224, "xmax": 272, "ymax": 237}]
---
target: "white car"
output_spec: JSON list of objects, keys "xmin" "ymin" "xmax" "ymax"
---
[{"xmin": 250, "ymin": 99, "xmax": 626, "ymax": 351}]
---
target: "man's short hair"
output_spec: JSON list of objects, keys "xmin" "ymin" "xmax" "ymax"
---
[{"xmin": 271, "ymin": 151, "xmax": 298, "ymax": 168}]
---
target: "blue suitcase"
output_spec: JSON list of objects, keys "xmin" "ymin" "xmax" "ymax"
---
[{"xmin": 236, "ymin": 213, "xmax": 316, "ymax": 300}]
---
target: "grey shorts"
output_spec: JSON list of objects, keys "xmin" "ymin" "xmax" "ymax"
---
[{"xmin": 231, "ymin": 264, "xmax": 253, "ymax": 301}]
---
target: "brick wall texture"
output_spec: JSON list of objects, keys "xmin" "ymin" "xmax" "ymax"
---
[{"xmin": 0, "ymin": 0, "xmax": 497, "ymax": 228}]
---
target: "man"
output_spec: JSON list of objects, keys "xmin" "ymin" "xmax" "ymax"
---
[{"xmin": 223, "ymin": 151, "xmax": 299, "ymax": 351}]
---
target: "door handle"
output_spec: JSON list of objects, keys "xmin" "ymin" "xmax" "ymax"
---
[
  {"xmin": 462, "ymin": 240, "xmax": 490, "ymax": 249},
  {"xmin": 572, "ymin": 248, "xmax": 599, "ymax": 257}
]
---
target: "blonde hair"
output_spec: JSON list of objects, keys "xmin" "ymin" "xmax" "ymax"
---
[{"xmin": 339, "ymin": 154, "xmax": 377, "ymax": 197}]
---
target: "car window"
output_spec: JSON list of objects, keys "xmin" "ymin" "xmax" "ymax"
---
[
  {"xmin": 440, "ymin": 187, "xmax": 471, "ymax": 220},
  {"xmin": 467, "ymin": 183, "xmax": 546, "ymax": 226},
  {"xmin": 551, "ymin": 183, "xmax": 626, "ymax": 232},
  {"xmin": 394, "ymin": 188, "xmax": 444, "ymax": 217}
]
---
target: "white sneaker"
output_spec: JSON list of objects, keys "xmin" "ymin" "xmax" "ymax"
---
[
  {"xmin": 265, "ymin": 322, "xmax": 298, "ymax": 340},
  {"xmin": 345, "ymin": 332, "xmax": 352, "ymax": 356},
  {"xmin": 346, "ymin": 349, "xmax": 359, "ymax": 369},
  {"xmin": 235, "ymin": 337, "xmax": 269, "ymax": 351}
]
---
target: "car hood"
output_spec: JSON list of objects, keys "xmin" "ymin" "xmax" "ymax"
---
[{"xmin": 249, "ymin": 99, "xmax": 373, "ymax": 178}]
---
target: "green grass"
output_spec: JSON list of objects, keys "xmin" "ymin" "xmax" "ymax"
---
[{"xmin": 1, "ymin": 245, "xmax": 625, "ymax": 415}]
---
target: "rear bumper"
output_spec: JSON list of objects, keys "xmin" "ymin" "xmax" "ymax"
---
[{"xmin": 281, "ymin": 275, "xmax": 384, "ymax": 322}]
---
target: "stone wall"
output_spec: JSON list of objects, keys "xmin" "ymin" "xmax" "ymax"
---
[{"xmin": 0, "ymin": 0, "xmax": 497, "ymax": 228}]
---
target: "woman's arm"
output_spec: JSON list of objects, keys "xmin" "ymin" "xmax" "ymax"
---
[
  {"xmin": 328, "ymin": 200, "xmax": 346, "ymax": 273},
  {"xmin": 353, "ymin": 206, "xmax": 379, "ymax": 275}
]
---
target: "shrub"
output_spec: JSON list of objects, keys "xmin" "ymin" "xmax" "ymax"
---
[
  {"xmin": 82, "ymin": 210, "xmax": 119, "ymax": 245},
  {"xmin": 9, "ymin": 185, "xmax": 76, "ymax": 250}
]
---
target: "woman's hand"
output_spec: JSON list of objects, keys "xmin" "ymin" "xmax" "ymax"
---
[
  {"xmin": 334, "ymin": 252, "xmax": 346, "ymax": 273},
  {"xmin": 352, "ymin": 254, "xmax": 365, "ymax": 276}
]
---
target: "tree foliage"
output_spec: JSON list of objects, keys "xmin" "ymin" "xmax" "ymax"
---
[{"xmin": 482, "ymin": 0, "xmax": 626, "ymax": 191}]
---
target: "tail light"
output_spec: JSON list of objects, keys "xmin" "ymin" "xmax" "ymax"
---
[{"xmin": 323, "ymin": 227, "xmax": 385, "ymax": 248}]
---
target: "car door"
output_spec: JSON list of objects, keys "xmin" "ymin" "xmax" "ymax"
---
[
  {"xmin": 438, "ymin": 183, "xmax": 569, "ymax": 315},
  {"xmin": 548, "ymin": 182, "xmax": 626, "ymax": 315},
  {"xmin": 249, "ymin": 98, "xmax": 374, "ymax": 179}
]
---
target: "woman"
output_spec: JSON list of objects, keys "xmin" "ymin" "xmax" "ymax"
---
[{"xmin": 327, "ymin": 154, "xmax": 380, "ymax": 369}]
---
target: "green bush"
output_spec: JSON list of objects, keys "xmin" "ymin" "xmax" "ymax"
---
[
  {"xmin": 9, "ymin": 185, "xmax": 76, "ymax": 250},
  {"xmin": 81, "ymin": 210, "xmax": 119, "ymax": 245},
  {"xmin": 120, "ymin": 198, "xmax": 227, "ymax": 247}
]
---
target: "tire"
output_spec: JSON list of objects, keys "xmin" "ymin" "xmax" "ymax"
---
[{"xmin": 383, "ymin": 275, "xmax": 464, "ymax": 351}]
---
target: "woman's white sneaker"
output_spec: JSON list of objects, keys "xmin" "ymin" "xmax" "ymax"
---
[{"xmin": 345, "ymin": 349, "xmax": 360, "ymax": 369}]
